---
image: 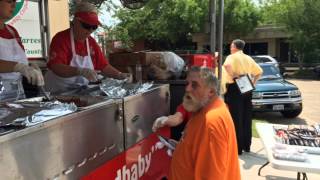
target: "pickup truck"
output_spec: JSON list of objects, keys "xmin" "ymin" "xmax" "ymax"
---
[{"xmin": 252, "ymin": 63, "xmax": 303, "ymax": 118}]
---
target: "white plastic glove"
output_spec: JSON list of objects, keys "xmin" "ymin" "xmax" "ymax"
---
[
  {"xmin": 156, "ymin": 140, "xmax": 178, "ymax": 157},
  {"xmin": 156, "ymin": 141, "xmax": 172, "ymax": 156},
  {"xmin": 14, "ymin": 63, "xmax": 44, "ymax": 86},
  {"xmin": 156, "ymin": 141, "xmax": 173, "ymax": 156},
  {"xmin": 118, "ymin": 72, "xmax": 133, "ymax": 83},
  {"xmin": 152, "ymin": 116, "xmax": 169, "ymax": 132},
  {"xmin": 123, "ymin": 73, "xmax": 133, "ymax": 83},
  {"xmin": 77, "ymin": 68, "xmax": 98, "ymax": 82}
]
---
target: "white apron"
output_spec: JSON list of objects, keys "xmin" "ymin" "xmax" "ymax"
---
[
  {"xmin": 44, "ymin": 29, "xmax": 94, "ymax": 93},
  {"xmin": 0, "ymin": 25, "xmax": 27, "ymax": 102}
]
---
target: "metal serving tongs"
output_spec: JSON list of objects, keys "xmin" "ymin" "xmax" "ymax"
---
[{"xmin": 39, "ymin": 86, "xmax": 52, "ymax": 101}]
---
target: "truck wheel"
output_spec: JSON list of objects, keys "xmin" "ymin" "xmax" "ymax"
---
[{"xmin": 281, "ymin": 108, "xmax": 302, "ymax": 118}]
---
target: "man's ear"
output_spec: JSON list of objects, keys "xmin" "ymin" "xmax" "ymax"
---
[{"xmin": 208, "ymin": 87, "xmax": 216, "ymax": 97}]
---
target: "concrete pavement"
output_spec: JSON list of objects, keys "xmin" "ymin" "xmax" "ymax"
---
[{"xmin": 289, "ymin": 79, "xmax": 320, "ymax": 124}]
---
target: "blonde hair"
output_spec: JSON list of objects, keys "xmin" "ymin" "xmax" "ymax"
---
[{"xmin": 74, "ymin": 1, "xmax": 97, "ymax": 13}]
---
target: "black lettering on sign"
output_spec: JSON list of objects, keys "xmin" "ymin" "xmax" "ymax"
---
[
  {"xmin": 25, "ymin": 49, "xmax": 42, "ymax": 54},
  {"xmin": 21, "ymin": 38, "xmax": 41, "ymax": 44}
]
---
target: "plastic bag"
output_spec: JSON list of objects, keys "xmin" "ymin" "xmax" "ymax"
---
[{"xmin": 161, "ymin": 51, "xmax": 185, "ymax": 74}]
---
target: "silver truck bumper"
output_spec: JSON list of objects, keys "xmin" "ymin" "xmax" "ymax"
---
[{"xmin": 252, "ymin": 97, "xmax": 302, "ymax": 105}]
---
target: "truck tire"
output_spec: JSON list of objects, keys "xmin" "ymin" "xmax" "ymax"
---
[{"xmin": 281, "ymin": 108, "xmax": 302, "ymax": 118}]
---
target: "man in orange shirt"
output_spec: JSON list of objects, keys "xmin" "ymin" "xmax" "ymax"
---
[{"xmin": 169, "ymin": 66, "xmax": 240, "ymax": 180}]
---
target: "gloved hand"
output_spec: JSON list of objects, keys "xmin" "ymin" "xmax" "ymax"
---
[
  {"xmin": 167, "ymin": 149, "xmax": 173, "ymax": 157},
  {"xmin": 155, "ymin": 141, "xmax": 172, "ymax": 156},
  {"xmin": 118, "ymin": 72, "xmax": 133, "ymax": 83},
  {"xmin": 152, "ymin": 116, "xmax": 169, "ymax": 132},
  {"xmin": 155, "ymin": 142, "xmax": 173, "ymax": 156},
  {"xmin": 155, "ymin": 139, "xmax": 178, "ymax": 157},
  {"xmin": 77, "ymin": 68, "xmax": 98, "ymax": 82},
  {"xmin": 123, "ymin": 73, "xmax": 133, "ymax": 83},
  {"xmin": 14, "ymin": 63, "xmax": 44, "ymax": 86}
]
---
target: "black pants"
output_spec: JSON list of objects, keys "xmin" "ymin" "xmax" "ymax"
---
[{"xmin": 224, "ymin": 83, "xmax": 252, "ymax": 153}]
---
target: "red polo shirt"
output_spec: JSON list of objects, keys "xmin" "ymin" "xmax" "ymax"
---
[
  {"xmin": 47, "ymin": 28, "xmax": 108, "ymax": 70},
  {"xmin": 176, "ymin": 104, "xmax": 192, "ymax": 122}
]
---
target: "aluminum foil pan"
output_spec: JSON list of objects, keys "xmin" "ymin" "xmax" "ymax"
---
[
  {"xmin": 99, "ymin": 78, "xmax": 153, "ymax": 98},
  {"xmin": 0, "ymin": 101, "xmax": 77, "ymax": 127}
]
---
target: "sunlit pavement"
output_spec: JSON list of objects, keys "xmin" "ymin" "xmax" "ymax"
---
[{"xmin": 289, "ymin": 79, "xmax": 320, "ymax": 124}]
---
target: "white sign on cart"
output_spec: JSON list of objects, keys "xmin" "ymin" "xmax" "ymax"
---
[{"xmin": 7, "ymin": 0, "xmax": 43, "ymax": 58}]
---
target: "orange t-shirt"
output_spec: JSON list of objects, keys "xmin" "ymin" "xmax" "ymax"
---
[{"xmin": 169, "ymin": 98, "xmax": 240, "ymax": 180}]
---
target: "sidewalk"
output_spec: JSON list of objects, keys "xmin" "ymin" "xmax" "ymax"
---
[{"xmin": 239, "ymin": 137, "xmax": 320, "ymax": 180}]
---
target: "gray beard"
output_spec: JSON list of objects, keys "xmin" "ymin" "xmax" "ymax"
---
[{"xmin": 182, "ymin": 95, "xmax": 210, "ymax": 113}]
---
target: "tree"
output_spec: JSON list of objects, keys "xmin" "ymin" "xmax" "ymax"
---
[
  {"xmin": 102, "ymin": 25, "xmax": 133, "ymax": 51},
  {"xmin": 260, "ymin": 0, "xmax": 320, "ymax": 67},
  {"xmin": 224, "ymin": 0, "xmax": 260, "ymax": 36},
  {"xmin": 109, "ymin": 0, "xmax": 260, "ymax": 50},
  {"xmin": 113, "ymin": 0, "xmax": 207, "ymax": 49}
]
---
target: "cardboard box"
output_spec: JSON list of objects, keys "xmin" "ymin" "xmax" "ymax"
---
[
  {"xmin": 109, "ymin": 52, "xmax": 163, "ymax": 66},
  {"xmin": 109, "ymin": 52, "xmax": 168, "ymax": 80}
]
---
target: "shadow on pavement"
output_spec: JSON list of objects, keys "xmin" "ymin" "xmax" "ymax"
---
[
  {"xmin": 239, "ymin": 150, "xmax": 267, "ymax": 170},
  {"xmin": 253, "ymin": 112, "xmax": 308, "ymax": 125},
  {"xmin": 265, "ymin": 175, "xmax": 296, "ymax": 180}
]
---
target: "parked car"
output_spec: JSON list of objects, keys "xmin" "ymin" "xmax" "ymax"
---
[
  {"xmin": 252, "ymin": 63, "xmax": 302, "ymax": 118},
  {"xmin": 252, "ymin": 55, "xmax": 279, "ymax": 67},
  {"xmin": 314, "ymin": 65, "xmax": 320, "ymax": 78},
  {"xmin": 252, "ymin": 55, "xmax": 288, "ymax": 77}
]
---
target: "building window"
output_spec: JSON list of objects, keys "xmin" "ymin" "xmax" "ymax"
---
[{"xmin": 244, "ymin": 43, "xmax": 268, "ymax": 55}]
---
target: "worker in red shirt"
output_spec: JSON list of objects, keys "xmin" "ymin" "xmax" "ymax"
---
[
  {"xmin": 0, "ymin": 0, "xmax": 44, "ymax": 101},
  {"xmin": 45, "ymin": 2, "xmax": 129, "ymax": 93}
]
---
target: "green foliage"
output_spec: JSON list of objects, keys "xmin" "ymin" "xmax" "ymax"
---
[
  {"xmin": 102, "ymin": 25, "xmax": 133, "ymax": 50},
  {"xmin": 224, "ymin": 0, "xmax": 260, "ymax": 35},
  {"xmin": 114, "ymin": 0, "xmax": 208, "ymax": 43},
  {"xmin": 259, "ymin": 0, "xmax": 285, "ymax": 25},
  {"xmin": 260, "ymin": 0, "xmax": 320, "ymax": 65},
  {"xmin": 107, "ymin": 0, "xmax": 260, "ymax": 49},
  {"xmin": 252, "ymin": 119, "xmax": 268, "ymax": 138}
]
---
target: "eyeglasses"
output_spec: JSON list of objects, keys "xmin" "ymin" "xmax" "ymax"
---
[{"xmin": 80, "ymin": 22, "xmax": 98, "ymax": 31}]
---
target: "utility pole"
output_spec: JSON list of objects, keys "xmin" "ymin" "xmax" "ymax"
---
[
  {"xmin": 210, "ymin": 0, "xmax": 216, "ymax": 55},
  {"xmin": 217, "ymin": 0, "xmax": 224, "ymax": 95}
]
